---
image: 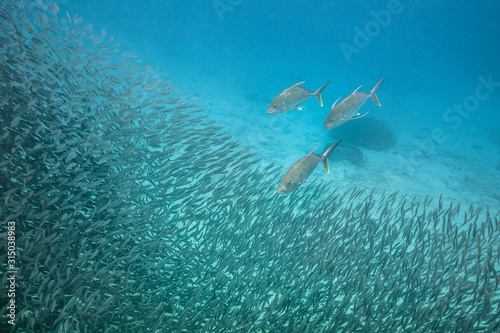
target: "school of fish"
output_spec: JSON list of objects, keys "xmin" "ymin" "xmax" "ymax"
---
[{"xmin": 1, "ymin": 1, "xmax": 500, "ymax": 332}]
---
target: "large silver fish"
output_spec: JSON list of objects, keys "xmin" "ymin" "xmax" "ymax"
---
[
  {"xmin": 267, "ymin": 81, "xmax": 330, "ymax": 115},
  {"xmin": 277, "ymin": 139, "xmax": 341, "ymax": 194},
  {"xmin": 323, "ymin": 77, "xmax": 386, "ymax": 129}
]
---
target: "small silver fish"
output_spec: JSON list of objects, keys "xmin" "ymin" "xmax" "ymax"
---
[
  {"xmin": 323, "ymin": 77, "xmax": 386, "ymax": 129},
  {"xmin": 277, "ymin": 139, "xmax": 341, "ymax": 194},
  {"xmin": 268, "ymin": 81, "xmax": 331, "ymax": 114}
]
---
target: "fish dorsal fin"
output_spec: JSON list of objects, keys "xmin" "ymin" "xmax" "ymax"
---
[
  {"xmin": 292, "ymin": 81, "xmax": 306, "ymax": 88},
  {"xmin": 352, "ymin": 85, "xmax": 362, "ymax": 94},
  {"xmin": 308, "ymin": 146, "xmax": 319, "ymax": 155},
  {"xmin": 330, "ymin": 96, "xmax": 341, "ymax": 110}
]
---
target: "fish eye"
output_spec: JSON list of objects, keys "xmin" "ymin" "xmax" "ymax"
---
[{"xmin": 286, "ymin": 181, "xmax": 292, "ymax": 185}]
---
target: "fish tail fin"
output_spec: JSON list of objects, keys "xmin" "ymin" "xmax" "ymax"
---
[
  {"xmin": 322, "ymin": 159, "xmax": 330, "ymax": 173},
  {"xmin": 370, "ymin": 76, "xmax": 386, "ymax": 106},
  {"xmin": 314, "ymin": 80, "xmax": 331, "ymax": 107},
  {"xmin": 321, "ymin": 139, "xmax": 341, "ymax": 173}
]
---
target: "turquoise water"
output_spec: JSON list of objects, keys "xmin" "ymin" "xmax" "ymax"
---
[
  {"xmin": 1, "ymin": 1, "xmax": 499, "ymax": 332},
  {"xmin": 60, "ymin": 0, "xmax": 500, "ymax": 207}
]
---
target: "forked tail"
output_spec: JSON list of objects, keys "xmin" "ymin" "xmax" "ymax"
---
[
  {"xmin": 370, "ymin": 76, "xmax": 386, "ymax": 106},
  {"xmin": 321, "ymin": 139, "xmax": 342, "ymax": 173},
  {"xmin": 314, "ymin": 80, "xmax": 331, "ymax": 107}
]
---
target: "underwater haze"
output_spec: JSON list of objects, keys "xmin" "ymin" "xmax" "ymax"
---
[
  {"xmin": 62, "ymin": 0, "xmax": 500, "ymax": 207},
  {"xmin": 1, "ymin": 0, "xmax": 500, "ymax": 332}
]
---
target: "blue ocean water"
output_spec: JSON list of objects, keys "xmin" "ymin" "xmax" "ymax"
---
[
  {"xmin": 3, "ymin": 1, "xmax": 500, "ymax": 331},
  {"xmin": 59, "ymin": 0, "xmax": 500, "ymax": 206}
]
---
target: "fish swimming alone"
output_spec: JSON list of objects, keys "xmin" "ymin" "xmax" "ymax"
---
[
  {"xmin": 277, "ymin": 139, "xmax": 341, "ymax": 194},
  {"xmin": 267, "ymin": 80, "xmax": 331, "ymax": 114},
  {"xmin": 323, "ymin": 77, "xmax": 386, "ymax": 129}
]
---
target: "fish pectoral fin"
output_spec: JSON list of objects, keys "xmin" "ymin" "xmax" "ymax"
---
[
  {"xmin": 299, "ymin": 179, "xmax": 308, "ymax": 184},
  {"xmin": 293, "ymin": 106, "xmax": 303, "ymax": 110},
  {"xmin": 351, "ymin": 111, "xmax": 370, "ymax": 119},
  {"xmin": 344, "ymin": 111, "xmax": 370, "ymax": 121}
]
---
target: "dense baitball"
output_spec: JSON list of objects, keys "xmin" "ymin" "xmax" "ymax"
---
[{"xmin": 1, "ymin": 1, "xmax": 499, "ymax": 333}]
